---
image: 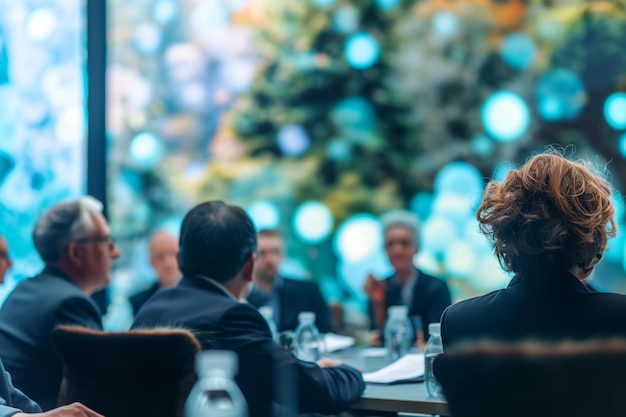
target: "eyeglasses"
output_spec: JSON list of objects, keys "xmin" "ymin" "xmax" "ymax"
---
[{"xmin": 74, "ymin": 235, "xmax": 116, "ymax": 250}]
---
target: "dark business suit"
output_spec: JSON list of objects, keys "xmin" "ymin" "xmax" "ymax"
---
[
  {"xmin": 441, "ymin": 269, "xmax": 626, "ymax": 349},
  {"xmin": 0, "ymin": 357, "xmax": 41, "ymax": 417},
  {"xmin": 132, "ymin": 276, "xmax": 364, "ymax": 417},
  {"xmin": 247, "ymin": 277, "xmax": 333, "ymax": 333},
  {"xmin": 0, "ymin": 266, "xmax": 102, "ymax": 410},
  {"xmin": 129, "ymin": 283, "xmax": 159, "ymax": 315},
  {"xmin": 374, "ymin": 270, "xmax": 451, "ymax": 330}
]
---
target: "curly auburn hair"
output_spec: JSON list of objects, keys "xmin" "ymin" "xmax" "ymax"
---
[{"xmin": 477, "ymin": 152, "xmax": 617, "ymax": 275}]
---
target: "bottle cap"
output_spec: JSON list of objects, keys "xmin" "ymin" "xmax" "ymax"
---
[
  {"xmin": 298, "ymin": 311, "xmax": 316, "ymax": 323},
  {"xmin": 195, "ymin": 350, "xmax": 238, "ymax": 377},
  {"xmin": 258, "ymin": 306, "xmax": 274, "ymax": 321},
  {"xmin": 388, "ymin": 305, "xmax": 408, "ymax": 317},
  {"xmin": 428, "ymin": 323, "xmax": 441, "ymax": 336}
]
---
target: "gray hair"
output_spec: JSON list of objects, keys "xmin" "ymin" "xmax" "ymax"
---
[
  {"xmin": 33, "ymin": 196, "xmax": 104, "ymax": 263},
  {"xmin": 380, "ymin": 210, "xmax": 421, "ymax": 248}
]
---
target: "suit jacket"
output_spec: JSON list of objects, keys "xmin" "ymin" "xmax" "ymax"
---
[
  {"xmin": 132, "ymin": 276, "xmax": 364, "ymax": 417},
  {"xmin": 0, "ymin": 357, "xmax": 41, "ymax": 417},
  {"xmin": 441, "ymin": 268, "xmax": 626, "ymax": 349},
  {"xmin": 247, "ymin": 278, "xmax": 333, "ymax": 333},
  {"xmin": 129, "ymin": 283, "xmax": 160, "ymax": 316},
  {"xmin": 0, "ymin": 266, "xmax": 102, "ymax": 410},
  {"xmin": 374, "ymin": 269, "xmax": 451, "ymax": 330}
]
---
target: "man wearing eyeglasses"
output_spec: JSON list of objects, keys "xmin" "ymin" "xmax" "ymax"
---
[{"xmin": 0, "ymin": 196, "xmax": 120, "ymax": 411}]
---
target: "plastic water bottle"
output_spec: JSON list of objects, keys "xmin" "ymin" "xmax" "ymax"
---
[
  {"xmin": 424, "ymin": 323, "xmax": 444, "ymax": 398},
  {"xmin": 185, "ymin": 350, "xmax": 248, "ymax": 417},
  {"xmin": 384, "ymin": 305, "xmax": 412, "ymax": 360},
  {"xmin": 258, "ymin": 306, "xmax": 278, "ymax": 342},
  {"xmin": 293, "ymin": 311, "xmax": 322, "ymax": 362}
]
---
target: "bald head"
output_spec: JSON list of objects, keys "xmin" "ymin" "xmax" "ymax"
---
[{"xmin": 149, "ymin": 230, "xmax": 181, "ymax": 288}]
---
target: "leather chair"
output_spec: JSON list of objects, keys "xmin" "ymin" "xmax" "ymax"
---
[
  {"xmin": 433, "ymin": 339, "xmax": 626, "ymax": 417},
  {"xmin": 52, "ymin": 325, "xmax": 201, "ymax": 417}
]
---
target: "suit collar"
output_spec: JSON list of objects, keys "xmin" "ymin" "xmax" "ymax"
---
[
  {"xmin": 178, "ymin": 275, "xmax": 239, "ymax": 301},
  {"xmin": 509, "ymin": 269, "xmax": 590, "ymax": 293}
]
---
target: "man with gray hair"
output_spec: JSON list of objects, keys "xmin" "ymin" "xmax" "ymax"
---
[
  {"xmin": 0, "ymin": 196, "xmax": 120, "ymax": 410},
  {"xmin": 364, "ymin": 210, "xmax": 451, "ymax": 343}
]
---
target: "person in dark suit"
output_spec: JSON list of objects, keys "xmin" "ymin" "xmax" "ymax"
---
[
  {"xmin": 129, "ymin": 230, "xmax": 181, "ymax": 315},
  {"xmin": 440, "ymin": 152, "xmax": 626, "ymax": 349},
  {"xmin": 0, "ymin": 355, "xmax": 103, "ymax": 417},
  {"xmin": 364, "ymin": 210, "xmax": 451, "ymax": 344},
  {"xmin": 132, "ymin": 201, "xmax": 364, "ymax": 417},
  {"xmin": 246, "ymin": 229, "xmax": 333, "ymax": 333},
  {"xmin": 0, "ymin": 197, "xmax": 120, "ymax": 410}
]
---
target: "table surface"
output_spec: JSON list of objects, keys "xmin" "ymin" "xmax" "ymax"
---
[{"xmin": 329, "ymin": 348, "xmax": 450, "ymax": 416}]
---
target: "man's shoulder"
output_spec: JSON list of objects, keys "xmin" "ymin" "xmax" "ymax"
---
[{"xmin": 417, "ymin": 269, "xmax": 449, "ymax": 289}]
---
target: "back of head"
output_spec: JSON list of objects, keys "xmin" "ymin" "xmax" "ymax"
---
[
  {"xmin": 178, "ymin": 201, "xmax": 257, "ymax": 282},
  {"xmin": 33, "ymin": 196, "xmax": 104, "ymax": 264},
  {"xmin": 476, "ymin": 151, "xmax": 616, "ymax": 275}
]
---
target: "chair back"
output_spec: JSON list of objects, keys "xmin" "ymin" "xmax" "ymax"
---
[
  {"xmin": 434, "ymin": 339, "xmax": 626, "ymax": 417},
  {"xmin": 53, "ymin": 325, "xmax": 201, "ymax": 417}
]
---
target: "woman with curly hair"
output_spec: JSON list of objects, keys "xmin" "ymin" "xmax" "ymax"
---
[{"xmin": 440, "ymin": 151, "xmax": 626, "ymax": 348}]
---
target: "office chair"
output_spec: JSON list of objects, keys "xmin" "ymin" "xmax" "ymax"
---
[{"xmin": 52, "ymin": 325, "xmax": 201, "ymax": 417}]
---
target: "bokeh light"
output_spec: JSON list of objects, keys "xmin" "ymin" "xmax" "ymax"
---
[
  {"xmin": 277, "ymin": 124, "xmax": 311, "ymax": 156},
  {"xmin": 293, "ymin": 201, "xmax": 334, "ymax": 244},
  {"xmin": 134, "ymin": 24, "xmax": 162, "ymax": 54},
  {"xmin": 334, "ymin": 214, "xmax": 382, "ymax": 263},
  {"xmin": 326, "ymin": 139, "xmax": 351, "ymax": 162},
  {"xmin": 434, "ymin": 161, "xmax": 484, "ymax": 198},
  {"xmin": 313, "ymin": 0, "xmax": 337, "ymax": 8},
  {"xmin": 410, "ymin": 192, "xmax": 432, "ymax": 221},
  {"xmin": 432, "ymin": 11, "xmax": 458, "ymax": 39},
  {"xmin": 493, "ymin": 161, "xmax": 516, "ymax": 182},
  {"xmin": 604, "ymin": 93, "xmax": 626, "ymax": 130},
  {"xmin": 444, "ymin": 241, "xmax": 476, "ymax": 276},
  {"xmin": 333, "ymin": 6, "xmax": 359, "ymax": 34},
  {"xmin": 619, "ymin": 133, "xmax": 626, "ymax": 159},
  {"xmin": 500, "ymin": 32, "xmax": 535, "ymax": 70},
  {"xmin": 331, "ymin": 97, "xmax": 376, "ymax": 131},
  {"xmin": 471, "ymin": 135, "xmax": 494, "ymax": 157},
  {"xmin": 190, "ymin": 1, "xmax": 229, "ymax": 35},
  {"xmin": 481, "ymin": 91, "xmax": 530, "ymax": 142},
  {"xmin": 26, "ymin": 8, "xmax": 57, "ymax": 42},
  {"xmin": 376, "ymin": 0, "xmax": 401, "ymax": 10},
  {"xmin": 344, "ymin": 33, "xmax": 380, "ymax": 70},
  {"xmin": 536, "ymin": 69, "xmax": 586, "ymax": 121},
  {"xmin": 152, "ymin": 0, "xmax": 177, "ymax": 24},
  {"xmin": 469, "ymin": 254, "xmax": 511, "ymax": 291},
  {"xmin": 246, "ymin": 200, "xmax": 281, "ymax": 231},
  {"xmin": 421, "ymin": 216, "xmax": 458, "ymax": 255},
  {"xmin": 55, "ymin": 107, "xmax": 85, "ymax": 146},
  {"xmin": 129, "ymin": 132, "xmax": 165, "ymax": 170}
]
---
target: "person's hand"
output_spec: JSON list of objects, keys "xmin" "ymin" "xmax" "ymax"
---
[
  {"xmin": 14, "ymin": 402, "xmax": 105, "ymax": 417},
  {"xmin": 364, "ymin": 273, "xmax": 386, "ymax": 302},
  {"xmin": 317, "ymin": 358, "xmax": 342, "ymax": 368}
]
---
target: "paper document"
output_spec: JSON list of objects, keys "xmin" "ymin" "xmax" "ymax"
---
[
  {"xmin": 362, "ymin": 353, "xmax": 425, "ymax": 384},
  {"xmin": 323, "ymin": 333, "xmax": 356, "ymax": 352}
]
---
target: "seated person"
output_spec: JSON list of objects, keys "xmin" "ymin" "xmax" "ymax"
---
[
  {"xmin": 132, "ymin": 201, "xmax": 364, "ymax": 417},
  {"xmin": 0, "ymin": 356, "xmax": 103, "ymax": 417},
  {"xmin": 0, "ymin": 197, "xmax": 119, "ymax": 410},
  {"xmin": 364, "ymin": 210, "xmax": 451, "ymax": 343},
  {"xmin": 129, "ymin": 230, "xmax": 181, "ymax": 315},
  {"xmin": 246, "ymin": 229, "xmax": 333, "ymax": 333},
  {"xmin": 440, "ymin": 152, "xmax": 626, "ymax": 349}
]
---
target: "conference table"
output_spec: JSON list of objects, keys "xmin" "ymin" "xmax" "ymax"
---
[{"xmin": 328, "ymin": 347, "xmax": 450, "ymax": 416}]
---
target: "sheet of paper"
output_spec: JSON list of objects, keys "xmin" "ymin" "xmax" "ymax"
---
[
  {"xmin": 362, "ymin": 353, "xmax": 425, "ymax": 384},
  {"xmin": 323, "ymin": 333, "xmax": 356, "ymax": 352}
]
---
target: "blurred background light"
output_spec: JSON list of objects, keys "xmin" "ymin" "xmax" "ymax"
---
[
  {"xmin": 247, "ymin": 200, "xmax": 281, "ymax": 231},
  {"xmin": 481, "ymin": 91, "xmax": 530, "ymax": 142},
  {"xmin": 326, "ymin": 139, "xmax": 351, "ymax": 162},
  {"xmin": 190, "ymin": 1, "xmax": 229, "ymax": 35},
  {"xmin": 409, "ymin": 192, "xmax": 432, "ymax": 221},
  {"xmin": 376, "ymin": 0, "xmax": 401, "ymax": 11},
  {"xmin": 331, "ymin": 97, "xmax": 376, "ymax": 131},
  {"xmin": 432, "ymin": 11, "xmax": 458, "ymax": 39},
  {"xmin": 333, "ymin": 6, "xmax": 359, "ymax": 34},
  {"xmin": 26, "ymin": 8, "xmax": 57, "ymax": 42},
  {"xmin": 536, "ymin": 68, "xmax": 586, "ymax": 121},
  {"xmin": 55, "ymin": 107, "xmax": 85, "ymax": 146},
  {"xmin": 471, "ymin": 135, "xmax": 494, "ymax": 157},
  {"xmin": 129, "ymin": 132, "xmax": 165, "ymax": 170},
  {"xmin": 434, "ymin": 161, "xmax": 484, "ymax": 198},
  {"xmin": 334, "ymin": 214, "xmax": 382, "ymax": 263},
  {"xmin": 493, "ymin": 161, "xmax": 516, "ymax": 182},
  {"xmin": 293, "ymin": 201, "xmax": 334, "ymax": 244},
  {"xmin": 619, "ymin": 133, "xmax": 626, "ymax": 159},
  {"xmin": 444, "ymin": 241, "xmax": 476, "ymax": 276},
  {"xmin": 421, "ymin": 215, "xmax": 458, "ymax": 255},
  {"xmin": 500, "ymin": 32, "xmax": 535, "ymax": 70},
  {"xmin": 604, "ymin": 93, "xmax": 626, "ymax": 130},
  {"xmin": 344, "ymin": 32, "xmax": 380, "ymax": 70},
  {"xmin": 134, "ymin": 24, "xmax": 162, "ymax": 54},
  {"xmin": 152, "ymin": 0, "xmax": 177, "ymax": 24},
  {"xmin": 469, "ymin": 254, "xmax": 511, "ymax": 291},
  {"xmin": 277, "ymin": 124, "xmax": 311, "ymax": 156},
  {"xmin": 312, "ymin": 0, "xmax": 337, "ymax": 9}
]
